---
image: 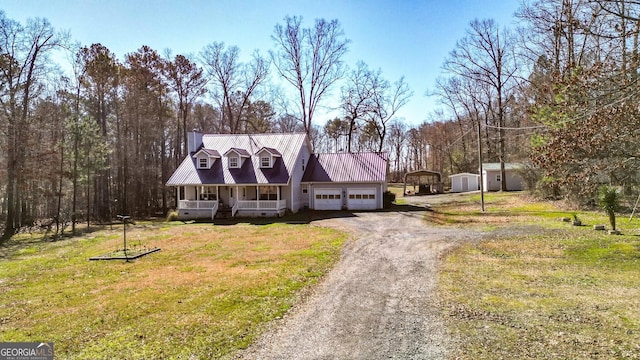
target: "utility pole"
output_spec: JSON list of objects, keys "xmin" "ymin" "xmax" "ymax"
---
[{"xmin": 477, "ymin": 119, "xmax": 485, "ymax": 212}]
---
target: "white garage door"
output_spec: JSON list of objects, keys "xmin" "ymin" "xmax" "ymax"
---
[
  {"xmin": 347, "ymin": 188, "xmax": 377, "ymax": 210},
  {"xmin": 314, "ymin": 189, "xmax": 343, "ymax": 210}
]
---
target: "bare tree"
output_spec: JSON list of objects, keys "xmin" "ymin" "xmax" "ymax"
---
[
  {"xmin": 341, "ymin": 61, "xmax": 375, "ymax": 152},
  {"xmin": 271, "ymin": 16, "xmax": 349, "ymax": 138},
  {"xmin": 443, "ymin": 18, "xmax": 519, "ymax": 191},
  {"xmin": 0, "ymin": 13, "xmax": 67, "ymax": 239},
  {"xmin": 366, "ymin": 74, "xmax": 412, "ymax": 153},
  {"xmin": 274, "ymin": 113, "xmax": 304, "ymax": 133},
  {"xmin": 165, "ymin": 54, "xmax": 207, "ymax": 159},
  {"xmin": 387, "ymin": 119, "xmax": 407, "ymax": 180},
  {"xmin": 201, "ymin": 42, "xmax": 269, "ymax": 134}
]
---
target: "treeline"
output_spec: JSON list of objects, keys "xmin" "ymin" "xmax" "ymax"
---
[
  {"xmin": 3, "ymin": 1, "xmax": 640, "ymax": 239},
  {"xmin": 427, "ymin": 0, "xmax": 640, "ymax": 204},
  {"xmin": 0, "ymin": 12, "xmax": 414, "ymax": 239}
]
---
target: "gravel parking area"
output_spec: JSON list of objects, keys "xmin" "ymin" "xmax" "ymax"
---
[{"xmin": 236, "ymin": 206, "xmax": 481, "ymax": 359}]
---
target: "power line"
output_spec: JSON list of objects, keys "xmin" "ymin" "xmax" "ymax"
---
[{"xmin": 483, "ymin": 124, "xmax": 547, "ymax": 130}]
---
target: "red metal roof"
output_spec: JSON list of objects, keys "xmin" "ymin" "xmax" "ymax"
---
[
  {"xmin": 224, "ymin": 147, "xmax": 251, "ymax": 157},
  {"xmin": 302, "ymin": 152, "xmax": 388, "ymax": 183},
  {"xmin": 256, "ymin": 147, "xmax": 282, "ymax": 157},
  {"xmin": 193, "ymin": 149, "xmax": 221, "ymax": 158},
  {"xmin": 166, "ymin": 133, "xmax": 309, "ymax": 186}
]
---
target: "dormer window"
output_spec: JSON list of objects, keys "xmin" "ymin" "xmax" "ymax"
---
[
  {"xmin": 192, "ymin": 148, "xmax": 220, "ymax": 170},
  {"xmin": 261, "ymin": 156, "xmax": 271, "ymax": 168},
  {"xmin": 256, "ymin": 147, "xmax": 281, "ymax": 169},
  {"xmin": 224, "ymin": 148, "xmax": 250, "ymax": 169},
  {"xmin": 229, "ymin": 156, "xmax": 239, "ymax": 168}
]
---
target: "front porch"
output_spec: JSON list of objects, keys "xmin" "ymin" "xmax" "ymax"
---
[{"xmin": 176, "ymin": 185, "xmax": 287, "ymax": 220}]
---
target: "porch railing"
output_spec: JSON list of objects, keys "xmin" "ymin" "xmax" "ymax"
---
[
  {"xmin": 236, "ymin": 200, "xmax": 287, "ymax": 211},
  {"xmin": 232, "ymin": 201, "xmax": 239, "ymax": 217},
  {"xmin": 178, "ymin": 200, "xmax": 219, "ymax": 210},
  {"xmin": 177, "ymin": 199, "xmax": 286, "ymax": 217}
]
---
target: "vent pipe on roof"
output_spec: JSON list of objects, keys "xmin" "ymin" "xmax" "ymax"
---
[{"xmin": 187, "ymin": 130, "xmax": 203, "ymax": 154}]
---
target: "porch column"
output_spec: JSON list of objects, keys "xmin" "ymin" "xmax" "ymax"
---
[
  {"xmin": 216, "ymin": 186, "xmax": 219, "ymax": 203},
  {"xmin": 277, "ymin": 186, "xmax": 281, "ymax": 211},
  {"xmin": 257, "ymin": 186, "xmax": 261, "ymax": 209}
]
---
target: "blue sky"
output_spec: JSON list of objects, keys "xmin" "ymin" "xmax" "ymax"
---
[{"xmin": 2, "ymin": 0, "xmax": 522, "ymax": 126}]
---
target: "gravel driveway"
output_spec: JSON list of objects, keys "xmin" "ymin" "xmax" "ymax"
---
[{"xmin": 236, "ymin": 207, "xmax": 480, "ymax": 359}]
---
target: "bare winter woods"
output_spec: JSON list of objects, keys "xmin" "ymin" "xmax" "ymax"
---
[{"xmin": 2, "ymin": 1, "xmax": 640, "ymax": 238}]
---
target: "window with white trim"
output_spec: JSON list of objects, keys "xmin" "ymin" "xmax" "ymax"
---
[
  {"xmin": 261, "ymin": 156, "xmax": 271, "ymax": 168},
  {"xmin": 259, "ymin": 186, "xmax": 278, "ymax": 200},
  {"xmin": 229, "ymin": 156, "xmax": 239, "ymax": 168},
  {"xmin": 200, "ymin": 187, "xmax": 217, "ymax": 200},
  {"xmin": 496, "ymin": 174, "xmax": 501, "ymax": 182},
  {"xmin": 198, "ymin": 157, "xmax": 208, "ymax": 169}
]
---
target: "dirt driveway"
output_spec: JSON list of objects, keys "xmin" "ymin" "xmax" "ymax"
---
[{"xmin": 236, "ymin": 206, "xmax": 481, "ymax": 359}]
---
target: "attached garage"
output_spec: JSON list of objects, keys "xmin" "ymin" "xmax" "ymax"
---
[
  {"xmin": 347, "ymin": 188, "xmax": 377, "ymax": 210},
  {"xmin": 302, "ymin": 152, "xmax": 388, "ymax": 211},
  {"xmin": 313, "ymin": 189, "xmax": 343, "ymax": 210}
]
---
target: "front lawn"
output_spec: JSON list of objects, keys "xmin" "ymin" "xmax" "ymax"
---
[
  {"xmin": 435, "ymin": 193, "xmax": 640, "ymax": 359},
  {"xmin": 0, "ymin": 222, "xmax": 346, "ymax": 359}
]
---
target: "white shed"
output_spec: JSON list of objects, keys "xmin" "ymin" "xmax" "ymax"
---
[
  {"xmin": 482, "ymin": 163, "xmax": 524, "ymax": 191},
  {"xmin": 449, "ymin": 173, "xmax": 480, "ymax": 193}
]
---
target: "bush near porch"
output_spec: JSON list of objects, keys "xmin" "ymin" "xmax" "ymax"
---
[{"xmin": 0, "ymin": 222, "xmax": 346, "ymax": 359}]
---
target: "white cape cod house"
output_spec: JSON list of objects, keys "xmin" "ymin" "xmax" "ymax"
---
[{"xmin": 166, "ymin": 132, "xmax": 388, "ymax": 220}]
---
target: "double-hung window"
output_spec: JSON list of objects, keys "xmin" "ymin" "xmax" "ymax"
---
[
  {"xmin": 229, "ymin": 156, "xmax": 239, "ymax": 168},
  {"xmin": 261, "ymin": 156, "xmax": 271, "ymax": 168}
]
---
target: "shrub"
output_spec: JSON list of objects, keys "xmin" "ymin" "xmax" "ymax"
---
[
  {"xmin": 598, "ymin": 185, "xmax": 620, "ymax": 230},
  {"xmin": 383, "ymin": 191, "xmax": 396, "ymax": 208},
  {"xmin": 166, "ymin": 210, "xmax": 179, "ymax": 222}
]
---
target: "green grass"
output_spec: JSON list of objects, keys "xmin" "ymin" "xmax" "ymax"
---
[
  {"xmin": 0, "ymin": 222, "xmax": 347, "ymax": 359},
  {"xmin": 435, "ymin": 192, "xmax": 640, "ymax": 359}
]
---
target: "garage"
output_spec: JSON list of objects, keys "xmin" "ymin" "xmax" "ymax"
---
[
  {"xmin": 302, "ymin": 153, "xmax": 388, "ymax": 211},
  {"xmin": 347, "ymin": 188, "xmax": 377, "ymax": 210},
  {"xmin": 314, "ymin": 189, "xmax": 343, "ymax": 210}
]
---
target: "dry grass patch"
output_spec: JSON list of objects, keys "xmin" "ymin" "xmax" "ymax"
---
[
  {"xmin": 436, "ymin": 193, "xmax": 640, "ymax": 359},
  {"xmin": 0, "ymin": 222, "xmax": 346, "ymax": 359},
  {"xmin": 426, "ymin": 192, "xmax": 574, "ymax": 227}
]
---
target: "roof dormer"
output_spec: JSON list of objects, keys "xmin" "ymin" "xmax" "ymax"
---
[
  {"xmin": 192, "ymin": 149, "xmax": 221, "ymax": 170},
  {"xmin": 256, "ymin": 147, "xmax": 282, "ymax": 169},
  {"xmin": 223, "ymin": 148, "xmax": 251, "ymax": 169}
]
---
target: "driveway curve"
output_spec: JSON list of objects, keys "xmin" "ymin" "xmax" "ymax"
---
[{"xmin": 236, "ymin": 209, "xmax": 479, "ymax": 359}]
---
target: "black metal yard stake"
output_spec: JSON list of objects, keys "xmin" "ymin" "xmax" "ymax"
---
[{"xmin": 117, "ymin": 215, "xmax": 131, "ymax": 261}]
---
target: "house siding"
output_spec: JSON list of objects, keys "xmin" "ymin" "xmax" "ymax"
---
[
  {"xmin": 483, "ymin": 169, "xmax": 523, "ymax": 191},
  {"xmin": 289, "ymin": 142, "xmax": 311, "ymax": 213}
]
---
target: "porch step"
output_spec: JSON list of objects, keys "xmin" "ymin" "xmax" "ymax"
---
[{"xmin": 215, "ymin": 207, "xmax": 233, "ymax": 219}]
